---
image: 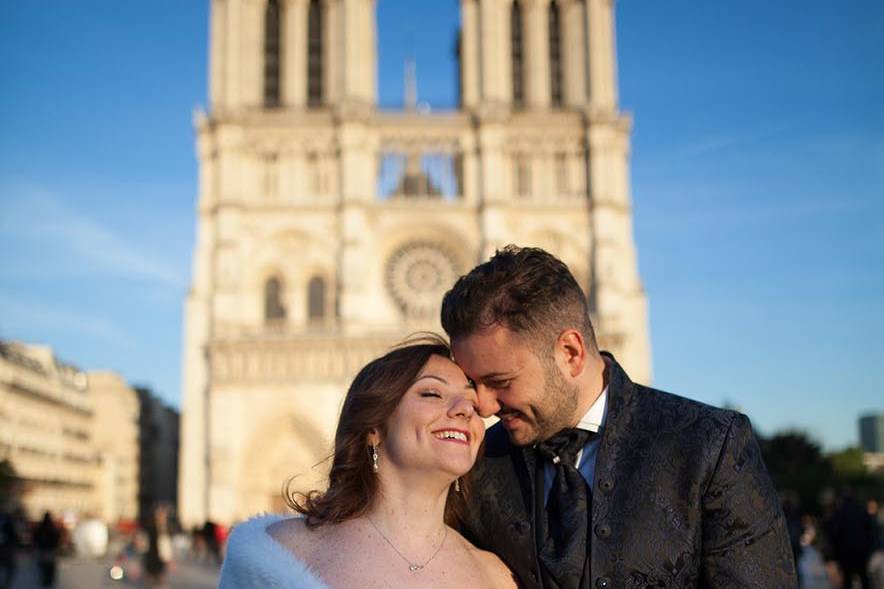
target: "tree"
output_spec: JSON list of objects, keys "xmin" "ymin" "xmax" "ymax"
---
[
  {"xmin": 759, "ymin": 430, "xmax": 833, "ymax": 515},
  {"xmin": 828, "ymin": 447, "xmax": 867, "ymax": 478}
]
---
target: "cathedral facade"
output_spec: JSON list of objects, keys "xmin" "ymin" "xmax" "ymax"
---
[{"xmin": 180, "ymin": 0, "xmax": 650, "ymax": 527}]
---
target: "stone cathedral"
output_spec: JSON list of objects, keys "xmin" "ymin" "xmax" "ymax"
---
[{"xmin": 179, "ymin": 0, "xmax": 650, "ymax": 527}]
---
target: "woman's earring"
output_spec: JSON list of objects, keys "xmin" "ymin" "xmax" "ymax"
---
[
  {"xmin": 371, "ymin": 445, "xmax": 379, "ymax": 473},
  {"xmin": 454, "ymin": 478, "xmax": 461, "ymax": 493}
]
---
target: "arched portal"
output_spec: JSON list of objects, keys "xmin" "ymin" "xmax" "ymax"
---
[{"xmin": 238, "ymin": 415, "xmax": 331, "ymax": 518}]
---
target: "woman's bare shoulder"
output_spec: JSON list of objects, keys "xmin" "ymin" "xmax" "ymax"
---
[{"xmin": 266, "ymin": 516, "xmax": 327, "ymax": 557}]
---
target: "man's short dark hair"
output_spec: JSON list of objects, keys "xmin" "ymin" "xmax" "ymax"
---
[{"xmin": 440, "ymin": 245, "xmax": 597, "ymax": 352}]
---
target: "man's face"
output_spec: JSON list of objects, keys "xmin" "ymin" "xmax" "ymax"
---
[{"xmin": 451, "ymin": 325, "xmax": 578, "ymax": 446}]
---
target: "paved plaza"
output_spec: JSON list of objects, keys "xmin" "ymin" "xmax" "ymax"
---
[{"xmin": 8, "ymin": 553, "xmax": 219, "ymax": 589}]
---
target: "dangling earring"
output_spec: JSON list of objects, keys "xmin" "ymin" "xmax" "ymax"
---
[
  {"xmin": 454, "ymin": 478, "xmax": 461, "ymax": 493},
  {"xmin": 370, "ymin": 445, "xmax": 379, "ymax": 473}
]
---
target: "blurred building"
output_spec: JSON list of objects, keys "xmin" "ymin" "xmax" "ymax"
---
[
  {"xmin": 136, "ymin": 387, "xmax": 179, "ymax": 524},
  {"xmin": 0, "ymin": 341, "xmax": 100, "ymax": 519},
  {"xmin": 860, "ymin": 413, "xmax": 884, "ymax": 473},
  {"xmin": 89, "ymin": 372, "xmax": 140, "ymax": 523},
  {"xmin": 860, "ymin": 414, "xmax": 884, "ymax": 453},
  {"xmin": 181, "ymin": 0, "xmax": 651, "ymax": 525}
]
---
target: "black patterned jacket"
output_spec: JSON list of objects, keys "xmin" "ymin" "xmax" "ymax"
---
[{"xmin": 462, "ymin": 355, "xmax": 797, "ymax": 589}]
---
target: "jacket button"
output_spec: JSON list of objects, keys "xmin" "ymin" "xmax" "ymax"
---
[
  {"xmin": 599, "ymin": 479, "xmax": 614, "ymax": 493},
  {"xmin": 595, "ymin": 524, "xmax": 611, "ymax": 538},
  {"xmin": 595, "ymin": 576, "xmax": 611, "ymax": 588}
]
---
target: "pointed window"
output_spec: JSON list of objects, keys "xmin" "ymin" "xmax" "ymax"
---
[
  {"xmin": 265, "ymin": 276, "xmax": 287, "ymax": 323},
  {"xmin": 511, "ymin": 1, "xmax": 524, "ymax": 108},
  {"xmin": 307, "ymin": 0, "xmax": 323, "ymax": 107},
  {"xmin": 308, "ymin": 276, "xmax": 326, "ymax": 321},
  {"xmin": 549, "ymin": 0, "xmax": 563, "ymax": 107},
  {"xmin": 264, "ymin": 0, "xmax": 282, "ymax": 107}
]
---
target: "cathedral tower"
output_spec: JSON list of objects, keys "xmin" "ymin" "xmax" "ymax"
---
[{"xmin": 180, "ymin": 0, "xmax": 650, "ymax": 526}]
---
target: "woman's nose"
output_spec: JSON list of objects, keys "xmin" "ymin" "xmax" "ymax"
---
[{"xmin": 449, "ymin": 396, "xmax": 476, "ymax": 419}]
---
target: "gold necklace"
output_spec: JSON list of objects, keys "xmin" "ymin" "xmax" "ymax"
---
[{"xmin": 366, "ymin": 516, "xmax": 448, "ymax": 573}]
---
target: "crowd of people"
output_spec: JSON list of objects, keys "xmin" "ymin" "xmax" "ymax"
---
[
  {"xmin": 0, "ymin": 508, "xmax": 62, "ymax": 588},
  {"xmin": 786, "ymin": 492, "xmax": 884, "ymax": 588},
  {"xmin": 0, "ymin": 503, "xmax": 231, "ymax": 588}
]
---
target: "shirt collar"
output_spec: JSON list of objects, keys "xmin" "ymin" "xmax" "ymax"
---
[{"xmin": 576, "ymin": 385, "xmax": 607, "ymax": 433}]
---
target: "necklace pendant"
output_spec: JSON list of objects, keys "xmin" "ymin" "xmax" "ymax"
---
[{"xmin": 409, "ymin": 564, "xmax": 422, "ymax": 572}]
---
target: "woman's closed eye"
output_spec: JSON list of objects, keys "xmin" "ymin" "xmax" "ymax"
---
[{"xmin": 420, "ymin": 389, "xmax": 443, "ymax": 399}]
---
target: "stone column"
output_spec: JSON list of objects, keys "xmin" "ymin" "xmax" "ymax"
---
[
  {"xmin": 323, "ymin": 0, "xmax": 340, "ymax": 105},
  {"xmin": 460, "ymin": 0, "xmax": 480, "ymax": 108},
  {"xmin": 561, "ymin": 0, "xmax": 586, "ymax": 107},
  {"xmin": 461, "ymin": 132, "xmax": 479, "ymax": 205},
  {"xmin": 282, "ymin": 0, "xmax": 307, "ymax": 107},
  {"xmin": 364, "ymin": 0, "xmax": 377, "ymax": 104},
  {"xmin": 341, "ymin": 0, "xmax": 374, "ymax": 106},
  {"xmin": 479, "ymin": 0, "xmax": 505, "ymax": 105},
  {"xmin": 586, "ymin": 0, "xmax": 618, "ymax": 111},
  {"xmin": 223, "ymin": 0, "xmax": 242, "ymax": 108},
  {"xmin": 241, "ymin": 0, "xmax": 264, "ymax": 107},
  {"xmin": 524, "ymin": 0, "xmax": 551, "ymax": 109},
  {"xmin": 209, "ymin": 0, "xmax": 227, "ymax": 111}
]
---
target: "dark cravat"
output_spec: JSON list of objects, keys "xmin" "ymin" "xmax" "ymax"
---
[{"xmin": 536, "ymin": 428, "xmax": 594, "ymax": 589}]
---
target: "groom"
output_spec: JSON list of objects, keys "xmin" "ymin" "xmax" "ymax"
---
[{"xmin": 441, "ymin": 245, "xmax": 796, "ymax": 589}]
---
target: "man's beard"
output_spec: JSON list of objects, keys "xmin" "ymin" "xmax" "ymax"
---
[{"xmin": 530, "ymin": 358, "xmax": 579, "ymax": 443}]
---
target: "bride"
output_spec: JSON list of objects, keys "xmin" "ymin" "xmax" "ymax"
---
[{"xmin": 219, "ymin": 335, "xmax": 517, "ymax": 588}]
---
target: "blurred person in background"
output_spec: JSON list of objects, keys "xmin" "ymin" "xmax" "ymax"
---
[
  {"xmin": 824, "ymin": 490, "xmax": 875, "ymax": 589},
  {"xmin": 0, "ymin": 507, "xmax": 20, "ymax": 589},
  {"xmin": 143, "ymin": 505, "xmax": 173, "ymax": 588},
  {"xmin": 33, "ymin": 512, "xmax": 60, "ymax": 587},
  {"xmin": 202, "ymin": 520, "xmax": 221, "ymax": 565},
  {"xmin": 867, "ymin": 499, "xmax": 883, "ymax": 588}
]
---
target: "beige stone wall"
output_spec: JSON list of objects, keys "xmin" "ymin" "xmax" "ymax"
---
[
  {"xmin": 180, "ymin": 0, "xmax": 651, "ymax": 527},
  {"xmin": 89, "ymin": 371, "xmax": 139, "ymax": 523},
  {"xmin": 0, "ymin": 343, "xmax": 100, "ymax": 520}
]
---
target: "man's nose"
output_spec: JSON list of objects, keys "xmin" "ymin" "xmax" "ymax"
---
[{"xmin": 475, "ymin": 385, "xmax": 500, "ymax": 418}]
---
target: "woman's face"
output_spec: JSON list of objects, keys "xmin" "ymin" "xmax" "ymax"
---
[{"xmin": 380, "ymin": 354, "xmax": 484, "ymax": 480}]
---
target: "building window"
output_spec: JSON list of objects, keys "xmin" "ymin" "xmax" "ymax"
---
[
  {"xmin": 307, "ymin": 276, "xmax": 326, "ymax": 321},
  {"xmin": 511, "ymin": 0, "xmax": 524, "ymax": 108},
  {"xmin": 264, "ymin": 0, "xmax": 282, "ymax": 107},
  {"xmin": 264, "ymin": 276, "xmax": 287, "ymax": 323},
  {"xmin": 307, "ymin": 0, "xmax": 323, "ymax": 107},
  {"xmin": 549, "ymin": 0, "xmax": 563, "ymax": 107}
]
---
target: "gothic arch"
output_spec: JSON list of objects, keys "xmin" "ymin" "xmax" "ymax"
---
[
  {"xmin": 307, "ymin": 274, "xmax": 328, "ymax": 322},
  {"xmin": 264, "ymin": 274, "xmax": 288, "ymax": 324},
  {"xmin": 238, "ymin": 414, "xmax": 331, "ymax": 517}
]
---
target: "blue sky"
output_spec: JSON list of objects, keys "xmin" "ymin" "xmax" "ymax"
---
[{"xmin": 1, "ymin": 1, "xmax": 881, "ymax": 450}]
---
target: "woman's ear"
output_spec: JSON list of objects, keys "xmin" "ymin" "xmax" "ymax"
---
[{"xmin": 367, "ymin": 429, "xmax": 380, "ymax": 447}]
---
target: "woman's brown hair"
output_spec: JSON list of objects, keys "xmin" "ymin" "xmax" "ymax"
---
[{"xmin": 285, "ymin": 333, "xmax": 476, "ymax": 528}]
